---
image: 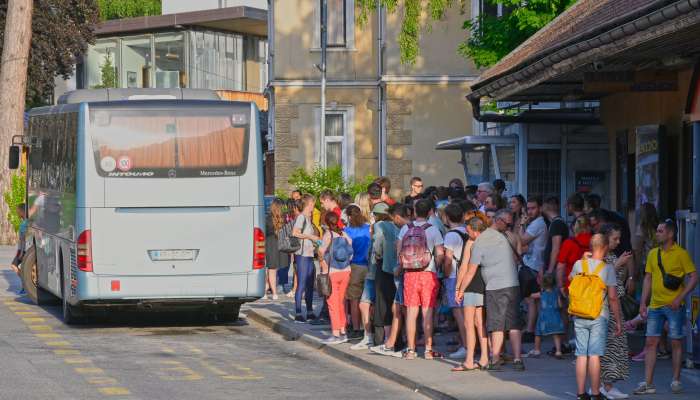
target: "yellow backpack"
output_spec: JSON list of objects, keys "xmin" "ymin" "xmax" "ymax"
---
[{"xmin": 568, "ymin": 258, "xmax": 607, "ymax": 319}]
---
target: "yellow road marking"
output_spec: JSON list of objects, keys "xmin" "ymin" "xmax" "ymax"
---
[
  {"xmin": 221, "ymin": 374, "xmax": 264, "ymax": 380},
  {"xmin": 158, "ymin": 360, "xmax": 182, "ymax": 365},
  {"xmin": 45, "ymin": 341, "xmax": 71, "ymax": 347},
  {"xmin": 75, "ymin": 367, "xmax": 104, "ymax": 375},
  {"xmin": 35, "ymin": 333, "xmax": 62, "ymax": 339},
  {"xmin": 14, "ymin": 311, "xmax": 39, "ymax": 316},
  {"xmin": 87, "ymin": 377, "xmax": 118, "ymax": 385},
  {"xmin": 54, "ymin": 349, "xmax": 80, "ymax": 355},
  {"xmin": 161, "ymin": 346, "xmax": 175, "ymax": 354},
  {"xmin": 23, "ymin": 317, "xmax": 46, "ymax": 323},
  {"xmin": 198, "ymin": 360, "xmax": 228, "ymax": 376},
  {"xmin": 64, "ymin": 357, "xmax": 92, "ymax": 365},
  {"xmin": 28, "ymin": 325, "xmax": 53, "ymax": 331},
  {"xmin": 98, "ymin": 387, "xmax": 131, "ymax": 396}
]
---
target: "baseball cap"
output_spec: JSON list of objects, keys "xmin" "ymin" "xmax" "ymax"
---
[{"xmin": 372, "ymin": 202, "xmax": 389, "ymax": 215}]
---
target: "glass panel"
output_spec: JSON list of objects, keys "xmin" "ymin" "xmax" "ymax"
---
[
  {"xmin": 327, "ymin": 0, "xmax": 346, "ymax": 47},
  {"xmin": 495, "ymin": 145, "xmax": 516, "ymax": 183},
  {"xmin": 326, "ymin": 141, "xmax": 342, "ymax": 168},
  {"xmin": 89, "ymin": 105, "xmax": 250, "ymax": 178},
  {"xmin": 528, "ymin": 149, "xmax": 561, "ymax": 200},
  {"xmin": 121, "ymin": 35, "xmax": 152, "ymax": 88},
  {"xmin": 85, "ymin": 39, "xmax": 119, "ymax": 89},
  {"xmin": 154, "ymin": 33, "xmax": 185, "ymax": 88},
  {"xmin": 325, "ymin": 114, "xmax": 344, "ymax": 137},
  {"xmin": 189, "ymin": 30, "xmax": 243, "ymax": 91}
]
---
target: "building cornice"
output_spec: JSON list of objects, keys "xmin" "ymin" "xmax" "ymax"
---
[{"xmin": 271, "ymin": 75, "xmax": 478, "ymax": 87}]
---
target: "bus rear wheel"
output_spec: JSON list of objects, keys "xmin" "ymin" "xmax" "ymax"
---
[
  {"xmin": 61, "ymin": 268, "xmax": 85, "ymax": 325},
  {"xmin": 218, "ymin": 303, "xmax": 241, "ymax": 323},
  {"xmin": 21, "ymin": 246, "xmax": 55, "ymax": 305}
]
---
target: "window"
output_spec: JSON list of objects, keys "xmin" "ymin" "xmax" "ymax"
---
[
  {"xmin": 528, "ymin": 149, "xmax": 561, "ymax": 200},
  {"xmin": 314, "ymin": 0, "xmax": 354, "ymax": 49},
  {"xmin": 324, "ymin": 113, "xmax": 345, "ymax": 167},
  {"xmin": 155, "ymin": 33, "xmax": 185, "ymax": 88},
  {"xmin": 189, "ymin": 30, "xmax": 244, "ymax": 91},
  {"xmin": 315, "ymin": 107, "xmax": 354, "ymax": 176},
  {"xmin": 85, "ymin": 39, "xmax": 118, "ymax": 89},
  {"xmin": 326, "ymin": 0, "xmax": 347, "ymax": 47}
]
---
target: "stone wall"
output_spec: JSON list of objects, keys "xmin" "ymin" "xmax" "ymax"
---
[{"xmin": 273, "ymin": 95, "xmax": 300, "ymax": 194}]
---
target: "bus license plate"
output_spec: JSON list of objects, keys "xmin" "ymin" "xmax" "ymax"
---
[{"xmin": 148, "ymin": 249, "xmax": 197, "ymax": 261}]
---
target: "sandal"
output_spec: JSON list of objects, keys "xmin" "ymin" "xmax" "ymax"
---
[
  {"xmin": 403, "ymin": 349, "xmax": 417, "ymax": 360},
  {"xmin": 485, "ymin": 362, "xmax": 503, "ymax": 372},
  {"xmin": 451, "ymin": 363, "xmax": 480, "ymax": 372},
  {"xmin": 554, "ymin": 352, "xmax": 563, "ymax": 360},
  {"xmin": 424, "ymin": 350, "xmax": 444, "ymax": 360}
]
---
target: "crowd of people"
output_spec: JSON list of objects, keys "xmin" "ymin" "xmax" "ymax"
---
[{"xmin": 264, "ymin": 176, "xmax": 698, "ymax": 400}]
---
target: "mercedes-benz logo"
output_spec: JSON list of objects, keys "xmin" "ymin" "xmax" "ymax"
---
[{"xmin": 168, "ymin": 169, "xmax": 177, "ymax": 178}]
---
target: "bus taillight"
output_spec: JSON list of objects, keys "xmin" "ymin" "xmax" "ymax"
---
[
  {"xmin": 253, "ymin": 228, "xmax": 265, "ymax": 270},
  {"xmin": 77, "ymin": 230, "xmax": 93, "ymax": 272}
]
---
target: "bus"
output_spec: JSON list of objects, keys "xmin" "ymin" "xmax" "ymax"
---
[{"xmin": 8, "ymin": 89, "xmax": 265, "ymax": 324}]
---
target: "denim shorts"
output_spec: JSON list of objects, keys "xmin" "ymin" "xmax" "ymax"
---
[
  {"xmin": 462, "ymin": 292, "xmax": 484, "ymax": 307},
  {"xmin": 394, "ymin": 276, "xmax": 404, "ymax": 305},
  {"xmin": 574, "ymin": 316, "xmax": 608, "ymax": 356},
  {"xmin": 443, "ymin": 277, "xmax": 463, "ymax": 308},
  {"xmin": 646, "ymin": 305, "xmax": 686, "ymax": 339},
  {"xmin": 360, "ymin": 279, "xmax": 376, "ymax": 304}
]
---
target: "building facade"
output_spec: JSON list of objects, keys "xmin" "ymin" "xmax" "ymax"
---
[{"xmin": 268, "ymin": 0, "xmax": 480, "ymax": 196}]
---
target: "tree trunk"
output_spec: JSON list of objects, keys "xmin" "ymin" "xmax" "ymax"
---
[{"xmin": 0, "ymin": 0, "xmax": 33, "ymax": 244}]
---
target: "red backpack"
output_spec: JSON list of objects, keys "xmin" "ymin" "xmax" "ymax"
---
[{"xmin": 399, "ymin": 223, "xmax": 433, "ymax": 271}]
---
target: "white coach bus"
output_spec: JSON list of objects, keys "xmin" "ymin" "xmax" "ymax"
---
[{"xmin": 8, "ymin": 89, "xmax": 265, "ymax": 323}]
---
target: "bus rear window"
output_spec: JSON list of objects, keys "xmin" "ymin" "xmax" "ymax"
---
[{"xmin": 89, "ymin": 106, "xmax": 249, "ymax": 178}]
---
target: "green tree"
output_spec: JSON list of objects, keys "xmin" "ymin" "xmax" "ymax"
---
[
  {"xmin": 460, "ymin": 0, "xmax": 576, "ymax": 68},
  {"xmin": 358, "ymin": 0, "xmax": 574, "ymax": 67},
  {"xmin": 285, "ymin": 166, "xmax": 376, "ymax": 201},
  {"xmin": 97, "ymin": 0, "xmax": 160, "ymax": 21},
  {"xmin": 92, "ymin": 51, "xmax": 117, "ymax": 88},
  {"xmin": 3, "ymin": 166, "xmax": 26, "ymax": 233}
]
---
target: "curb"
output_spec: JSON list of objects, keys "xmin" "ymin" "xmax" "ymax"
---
[{"xmin": 245, "ymin": 308, "xmax": 459, "ymax": 400}]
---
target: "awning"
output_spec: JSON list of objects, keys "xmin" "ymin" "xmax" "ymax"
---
[
  {"xmin": 436, "ymin": 134, "xmax": 518, "ymax": 150},
  {"xmin": 95, "ymin": 6, "xmax": 267, "ymax": 37},
  {"xmin": 467, "ymin": 0, "xmax": 700, "ymax": 116}
]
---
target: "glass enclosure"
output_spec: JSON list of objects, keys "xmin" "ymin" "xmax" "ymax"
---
[{"xmin": 84, "ymin": 30, "xmax": 267, "ymax": 93}]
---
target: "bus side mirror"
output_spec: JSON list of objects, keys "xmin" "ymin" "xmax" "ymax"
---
[{"xmin": 8, "ymin": 146, "xmax": 19, "ymax": 170}]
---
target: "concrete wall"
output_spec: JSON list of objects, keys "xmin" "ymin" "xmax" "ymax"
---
[
  {"xmin": 162, "ymin": 0, "xmax": 267, "ymax": 14},
  {"xmin": 384, "ymin": 3, "xmax": 478, "ymax": 77},
  {"xmin": 272, "ymin": 0, "xmax": 378, "ymax": 81}
]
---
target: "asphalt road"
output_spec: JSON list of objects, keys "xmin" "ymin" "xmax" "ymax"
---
[{"xmin": 0, "ymin": 247, "xmax": 422, "ymax": 400}]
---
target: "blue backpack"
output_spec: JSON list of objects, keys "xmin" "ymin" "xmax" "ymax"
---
[{"xmin": 325, "ymin": 232, "xmax": 354, "ymax": 269}]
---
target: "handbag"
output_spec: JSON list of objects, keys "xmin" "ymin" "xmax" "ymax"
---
[
  {"xmin": 657, "ymin": 249, "xmax": 684, "ymax": 291},
  {"xmin": 620, "ymin": 294, "xmax": 640, "ymax": 321},
  {"xmin": 316, "ymin": 273, "xmax": 332, "ymax": 297}
]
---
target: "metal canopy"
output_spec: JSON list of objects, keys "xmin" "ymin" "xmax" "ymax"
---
[{"xmin": 435, "ymin": 134, "xmax": 518, "ymax": 150}]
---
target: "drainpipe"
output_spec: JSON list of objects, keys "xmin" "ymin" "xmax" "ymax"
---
[
  {"xmin": 267, "ymin": 0, "xmax": 275, "ymax": 152},
  {"xmin": 694, "ymin": 122, "xmax": 700, "ymax": 258},
  {"xmin": 319, "ymin": 0, "xmax": 328, "ymax": 165},
  {"xmin": 377, "ymin": 2, "xmax": 386, "ymax": 176}
]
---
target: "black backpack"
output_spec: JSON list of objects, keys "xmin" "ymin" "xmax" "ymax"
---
[
  {"xmin": 278, "ymin": 218, "xmax": 305, "ymax": 253},
  {"xmin": 449, "ymin": 229, "xmax": 468, "ymax": 268}
]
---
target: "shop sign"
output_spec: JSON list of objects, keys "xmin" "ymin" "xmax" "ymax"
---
[
  {"xmin": 575, "ymin": 171, "xmax": 606, "ymax": 193},
  {"xmin": 635, "ymin": 125, "xmax": 661, "ymax": 213}
]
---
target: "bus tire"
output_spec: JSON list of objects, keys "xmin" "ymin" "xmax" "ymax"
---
[
  {"xmin": 61, "ymin": 267, "xmax": 85, "ymax": 325},
  {"xmin": 219, "ymin": 303, "xmax": 241, "ymax": 322},
  {"xmin": 21, "ymin": 246, "xmax": 55, "ymax": 305}
]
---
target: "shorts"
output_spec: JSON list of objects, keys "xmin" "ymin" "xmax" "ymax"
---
[
  {"xmin": 360, "ymin": 279, "xmax": 376, "ymax": 304},
  {"xmin": 443, "ymin": 277, "xmax": 463, "ymax": 308},
  {"xmin": 394, "ymin": 276, "xmax": 404, "ymax": 305},
  {"xmin": 574, "ymin": 316, "xmax": 608, "ymax": 356},
  {"xmin": 345, "ymin": 264, "xmax": 368, "ymax": 300},
  {"xmin": 403, "ymin": 271, "xmax": 439, "ymax": 308},
  {"xmin": 485, "ymin": 286, "xmax": 522, "ymax": 333},
  {"xmin": 463, "ymin": 292, "xmax": 484, "ymax": 307},
  {"xmin": 646, "ymin": 305, "xmax": 686, "ymax": 339}
]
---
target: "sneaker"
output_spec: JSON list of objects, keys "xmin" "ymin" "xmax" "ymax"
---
[
  {"xmin": 512, "ymin": 359, "xmax": 525, "ymax": 371},
  {"xmin": 322, "ymin": 335, "xmax": 346, "ymax": 345},
  {"xmin": 522, "ymin": 349, "xmax": 541, "ymax": 359},
  {"xmin": 633, "ymin": 382, "xmax": 656, "ymax": 395},
  {"xmin": 631, "ymin": 350, "xmax": 646, "ymax": 362},
  {"xmin": 657, "ymin": 351, "xmax": 671, "ymax": 360},
  {"xmin": 271, "ymin": 294, "xmax": 279, "ymax": 300},
  {"xmin": 350, "ymin": 336, "xmax": 373, "ymax": 350},
  {"xmin": 605, "ymin": 386, "xmax": 629, "ymax": 399},
  {"xmin": 16, "ymin": 288, "xmax": 26, "ymax": 296},
  {"xmin": 306, "ymin": 313, "xmax": 317, "ymax": 321},
  {"xmin": 576, "ymin": 394, "xmax": 590, "ymax": 400},
  {"xmin": 286, "ymin": 291, "xmax": 295, "ymax": 298},
  {"xmin": 347, "ymin": 330, "xmax": 363, "ymax": 340},
  {"xmin": 309, "ymin": 317, "xmax": 329, "ymax": 326},
  {"xmin": 294, "ymin": 315, "xmax": 306, "ymax": 323},
  {"xmin": 670, "ymin": 380, "xmax": 682, "ymax": 394},
  {"xmin": 370, "ymin": 344, "xmax": 402, "ymax": 358},
  {"xmin": 448, "ymin": 347, "xmax": 466, "ymax": 359}
]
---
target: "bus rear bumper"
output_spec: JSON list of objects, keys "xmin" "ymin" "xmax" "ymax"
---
[{"xmin": 75, "ymin": 269, "xmax": 265, "ymax": 305}]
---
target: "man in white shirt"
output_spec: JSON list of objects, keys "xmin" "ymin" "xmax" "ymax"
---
[
  {"xmin": 519, "ymin": 195, "xmax": 548, "ymax": 339},
  {"xmin": 396, "ymin": 199, "xmax": 444, "ymax": 359},
  {"xmin": 442, "ymin": 203, "xmax": 468, "ymax": 359}
]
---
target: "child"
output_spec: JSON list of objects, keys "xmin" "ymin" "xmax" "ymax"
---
[
  {"xmin": 10, "ymin": 204, "xmax": 28, "ymax": 296},
  {"xmin": 528, "ymin": 274, "xmax": 565, "ymax": 358}
]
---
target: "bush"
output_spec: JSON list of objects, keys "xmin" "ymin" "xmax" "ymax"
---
[
  {"xmin": 287, "ymin": 166, "xmax": 375, "ymax": 200},
  {"xmin": 3, "ymin": 167, "xmax": 26, "ymax": 233}
]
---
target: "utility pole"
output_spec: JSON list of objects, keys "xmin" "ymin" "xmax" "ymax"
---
[
  {"xmin": 0, "ymin": 0, "xmax": 33, "ymax": 244},
  {"xmin": 319, "ymin": 0, "xmax": 327, "ymax": 165}
]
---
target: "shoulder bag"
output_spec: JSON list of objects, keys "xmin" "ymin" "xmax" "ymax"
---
[{"xmin": 657, "ymin": 248, "xmax": 684, "ymax": 291}]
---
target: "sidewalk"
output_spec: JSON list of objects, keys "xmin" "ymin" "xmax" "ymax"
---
[{"xmin": 244, "ymin": 295, "xmax": 700, "ymax": 400}]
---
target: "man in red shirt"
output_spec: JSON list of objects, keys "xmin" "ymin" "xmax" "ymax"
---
[{"xmin": 320, "ymin": 190, "xmax": 344, "ymax": 229}]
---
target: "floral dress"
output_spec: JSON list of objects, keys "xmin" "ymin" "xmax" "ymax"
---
[{"xmin": 601, "ymin": 253, "xmax": 630, "ymax": 384}]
